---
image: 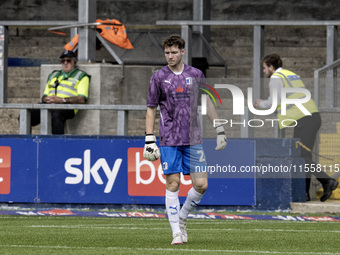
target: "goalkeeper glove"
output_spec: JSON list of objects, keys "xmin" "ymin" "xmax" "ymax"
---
[
  {"xmin": 143, "ymin": 134, "xmax": 161, "ymax": 161},
  {"xmin": 215, "ymin": 125, "xmax": 227, "ymax": 150}
]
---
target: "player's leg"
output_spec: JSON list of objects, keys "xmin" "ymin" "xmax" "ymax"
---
[
  {"xmin": 179, "ymin": 173, "xmax": 207, "ymax": 218},
  {"xmin": 179, "ymin": 145, "xmax": 208, "ymax": 243},
  {"xmin": 179, "ymin": 171, "xmax": 208, "ymax": 242},
  {"xmin": 165, "ymin": 173, "xmax": 182, "ymax": 244},
  {"xmin": 161, "ymin": 146, "xmax": 183, "ymax": 245}
]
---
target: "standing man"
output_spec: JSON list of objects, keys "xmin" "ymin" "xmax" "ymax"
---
[
  {"xmin": 254, "ymin": 53, "xmax": 338, "ymax": 202},
  {"xmin": 143, "ymin": 35, "xmax": 227, "ymax": 245},
  {"xmin": 30, "ymin": 50, "xmax": 90, "ymax": 134}
]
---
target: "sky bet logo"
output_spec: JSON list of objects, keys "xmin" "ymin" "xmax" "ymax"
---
[
  {"xmin": 64, "ymin": 148, "xmax": 191, "ymax": 196},
  {"xmin": 0, "ymin": 146, "xmax": 11, "ymax": 194},
  {"xmin": 64, "ymin": 149, "xmax": 122, "ymax": 193},
  {"xmin": 127, "ymin": 148, "xmax": 191, "ymax": 197}
]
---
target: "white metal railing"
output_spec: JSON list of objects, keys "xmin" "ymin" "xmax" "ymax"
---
[
  {"xmin": 314, "ymin": 59, "xmax": 340, "ymax": 108},
  {"xmin": 1, "ymin": 20, "xmax": 339, "ymax": 138},
  {"xmin": 156, "ymin": 20, "xmax": 340, "ymax": 101},
  {"xmin": 7, "ymin": 103, "xmax": 248, "ymax": 137},
  {"xmin": 0, "ymin": 104, "xmax": 147, "ymax": 135},
  {"xmin": 155, "ymin": 20, "xmax": 339, "ymax": 138}
]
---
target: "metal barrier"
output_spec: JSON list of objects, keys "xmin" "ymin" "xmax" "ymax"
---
[
  {"xmin": 155, "ymin": 19, "xmax": 340, "ymax": 140},
  {"xmin": 314, "ymin": 59, "xmax": 340, "ymax": 108},
  {"xmin": 7, "ymin": 103, "xmax": 248, "ymax": 138},
  {"xmin": 156, "ymin": 20, "xmax": 340, "ymax": 100},
  {"xmin": 0, "ymin": 104, "xmax": 146, "ymax": 135},
  {"xmin": 1, "ymin": 20, "xmax": 340, "ymax": 138},
  {"xmin": 0, "ymin": 21, "xmax": 78, "ymax": 104}
]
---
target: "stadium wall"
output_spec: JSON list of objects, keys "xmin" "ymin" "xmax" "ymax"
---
[{"xmin": 2, "ymin": 0, "xmax": 339, "ymax": 136}]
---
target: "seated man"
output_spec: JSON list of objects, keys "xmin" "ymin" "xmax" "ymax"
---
[{"xmin": 31, "ymin": 50, "xmax": 90, "ymax": 134}]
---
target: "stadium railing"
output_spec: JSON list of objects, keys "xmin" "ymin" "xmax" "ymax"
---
[
  {"xmin": 155, "ymin": 20, "xmax": 340, "ymax": 101},
  {"xmin": 0, "ymin": 104, "xmax": 146, "ymax": 135},
  {"xmin": 0, "ymin": 20, "xmax": 340, "ymax": 137}
]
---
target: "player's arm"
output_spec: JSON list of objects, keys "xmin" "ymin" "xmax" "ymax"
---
[
  {"xmin": 254, "ymin": 77, "xmax": 283, "ymax": 108},
  {"xmin": 144, "ymin": 107, "xmax": 161, "ymax": 161},
  {"xmin": 206, "ymin": 96, "xmax": 227, "ymax": 150},
  {"xmin": 145, "ymin": 106, "xmax": 156, "ymax": 134}
]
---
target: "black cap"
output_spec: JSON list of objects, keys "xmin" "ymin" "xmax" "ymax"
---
[{"xmin": 60, "ymin": 50, "xmax": 77, "ymax": 59}]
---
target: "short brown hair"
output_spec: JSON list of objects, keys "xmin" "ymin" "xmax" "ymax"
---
[
  {"xmin": 261, "ymin": 54, "xmax": 282, "ymax": 70},
  {"xmin": 162, "ymin": 34, "xmax": 185, "ymax": 50}
]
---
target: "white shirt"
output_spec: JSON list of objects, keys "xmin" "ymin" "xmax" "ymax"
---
[{"xmin": 259, "ymin": 67, "xmax": 284, "ymax": 109}]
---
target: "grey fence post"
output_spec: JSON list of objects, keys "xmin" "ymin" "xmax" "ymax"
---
[
  {"xmin": 326, "ymin": 25, "xmax": 338, "ymax": 108},
  {"xmin": 117, "ymin": 110, "xmax": 128, "ymax": 135},
  {"xmin": 181, "ymin": 25, "xmax": 192, "ymax": 66},
  {"xmin": 78, "ymin": 0, "xmax": 96, "ymax": 63},
  {"xmin": 0, "ymin": 26, "xmax": 8, "ymax": 104},
  {"xmin": 193, "ymin": 0, "xmax": 210, "ymax": 57},
  {"xmin": 240, "ymin": 106, "xmax": 254, "ymax": 138},
  {"xmin": 19, "ymin": 109, "xmax": 31, "ymax": 135},
  {"xmin": 40, "ymin": 109, "xmax": 52, "ymax": 135},
  {"xmin": 253, "ymin": 25, "xmax": 264, "ymax": 100}
]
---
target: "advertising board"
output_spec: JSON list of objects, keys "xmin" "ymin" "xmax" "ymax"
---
[{"xmin": 0, "ymin": 137, "xmax": 255, "ymax": 206}]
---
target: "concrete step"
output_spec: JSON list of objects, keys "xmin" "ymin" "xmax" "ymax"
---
[
  {"xmin": 7, "ymin": 66, "xmax": 41, "ymax": 78},
  {"xmin": 7, "ymin": 85, "xmax": 41, "ymax": 100},
  {"xmin": 8, "ymin": 46, "xmax": 64, "ymax": 58},
  {"xmin": 0, "ymin": 109, "xmax": 20, "ymax": 135},
  {"xmin": 9, "ymin": 36, "xmax": 67, "ymax": 47},
  {"xmin": 291, "ymin": 200, "xmax": 340, "ymax": 214},
  {"xmin": 6, "ymin": 67, "xmax": 41, "ymax": 102}
]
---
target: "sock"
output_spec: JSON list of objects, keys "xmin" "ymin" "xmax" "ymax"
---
[
  {"xmin": 166, "ymin": 189, "xmax": 181, "ymax": 236},
  {"xmin": 179, "ymin": 187, "xmax": 203, "ymax": 220}
]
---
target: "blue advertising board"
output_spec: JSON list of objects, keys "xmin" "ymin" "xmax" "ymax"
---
[
  {"xmin": 38, "ymin": 138, "xmax": 131, "ymax": 204},
  {"xmin": 0, "ymin": 137, "xmax": 37, "ymax": 202},
  {"xmin": 0, "ymin": 136, "xmax": 256, "ymax": 206}
]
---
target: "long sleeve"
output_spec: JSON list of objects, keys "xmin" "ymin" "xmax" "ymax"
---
[{"xmin": 259, "ymin": 76, "xmax": 284, "ymax": 109}]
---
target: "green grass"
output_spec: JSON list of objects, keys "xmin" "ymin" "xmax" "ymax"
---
[{"xmin": 0, "ymin": 215, "xmax": 339, "ymax": 255}]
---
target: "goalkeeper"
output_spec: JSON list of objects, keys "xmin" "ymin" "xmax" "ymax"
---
[{"xmin": 144, "ymin": 34, "xmax": 227, "ymax": 245}]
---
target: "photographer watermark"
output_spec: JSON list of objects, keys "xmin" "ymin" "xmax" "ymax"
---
[
  {"xmin": 200, "ymin": 83, "xmax": 313, "ymax": 128},
  {"xmin": 212, "ymin": 118, "xmax": 297, "ymax": 128},
  {"xmin": 194, "ymin": 163, "xmax": 339, "ymax": 178}
]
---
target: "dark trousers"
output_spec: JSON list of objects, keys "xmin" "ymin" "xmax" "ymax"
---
[
  {"xmin": 293, "ymin": 112, "xmax": 331, "ymax": 193},
  {"xmin": 31, "ymin": 109, "xmax": 75, "ymax": 135}
]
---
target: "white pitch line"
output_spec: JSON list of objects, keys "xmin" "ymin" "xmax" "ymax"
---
[
  {"xmin": 0, "ymin": 244, "xmax": 340, "ymax": 255},
  {"xmin": 1, "ymin": 215, "xmax": 339, "ymax": 224},
  {"xmin": 27, "ymin": 225, "xmax": 169, "ymax": 230},
  {"xmin": 26, "ymin": 225, "xmax": 340, "ymax": 233},
  {"xmin": 0, "ymin": 216, "xmax": 335, "ymax": 224}
]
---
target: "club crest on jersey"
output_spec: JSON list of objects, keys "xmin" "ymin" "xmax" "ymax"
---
[
  {"xmin": 163, "ymin": 162, "xmax": 168, "ymax": 170},
  {"xmin": 186, "ymin": 77, "xmax": 192, "ymax": 85},
  {"xmin": 176, "ymin": 87, "xmax": 184, "ymax": 93}
]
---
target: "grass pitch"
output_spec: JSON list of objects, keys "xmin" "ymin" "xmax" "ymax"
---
[{"xmin": 0, "ymin": 214, "xmax": 339, "ymax": 255}]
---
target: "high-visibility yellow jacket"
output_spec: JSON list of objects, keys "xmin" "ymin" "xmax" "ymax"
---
[
  {"xmin": 274, "ymin": 69, "xmax": 318, "ymax": 129},
  {"xmin": 43, "ymin": 68, "xmax": 90, "ymax": 114}
]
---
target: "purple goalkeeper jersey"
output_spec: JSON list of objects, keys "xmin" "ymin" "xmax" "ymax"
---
[{"xmin": 147, "ymin": 64, "xmax": 205, "ymax": 146}]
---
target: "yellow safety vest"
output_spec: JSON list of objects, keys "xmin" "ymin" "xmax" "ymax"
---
[
  {"xmin": 274, "ymin": 69, "xmax": 318, "ymax": 129},
  {"xmin": 43, "ymin": 69, "xmax": 90, "ymax": 114}
]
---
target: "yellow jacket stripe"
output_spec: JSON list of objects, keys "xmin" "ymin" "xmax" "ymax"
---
[
  {"xmin": 43, "ymin": 69, "xmax": 90, "ymax": 114},
  {"xmin": 44, "ymin": 70, "xmax": 87, "ymax": 98},
  {"xmin": 273, "ymin": 69, "xmax": 318, "ymax": 129}
]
